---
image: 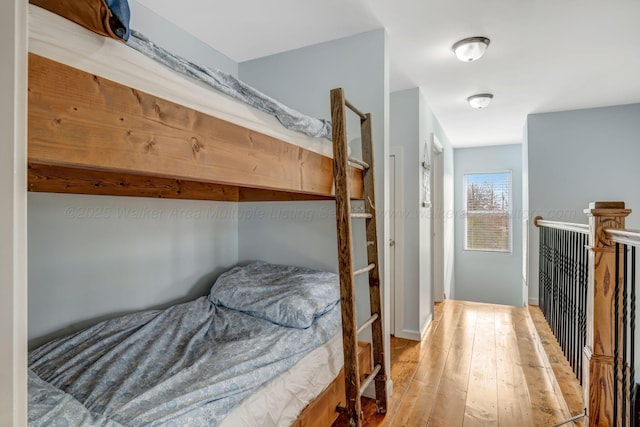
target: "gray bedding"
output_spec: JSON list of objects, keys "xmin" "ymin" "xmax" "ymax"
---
[
  {"xmin": 127, "ymin": 31, "xmax": 332, "ymax": 140},
  {"xmin": 28, "ymin": 262, "xmax": 341, "ymax": 426}
]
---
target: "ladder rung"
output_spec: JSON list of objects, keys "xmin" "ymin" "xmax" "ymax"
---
[
  {"xmin": 367, "ymin": 241, "xmax": 375, "ymax": 246},
  {"xmin": 354, "ymin": 263, "xmax": 375, "ymax": 277},
  {"xmin": 359, "ymin": 364, "xmax": 382, "ymax": 396},
  {"xmin": 345, "ymin": 98, "xmax": 367, "ymax": 120},
  {"xmin": 351, "ymin": 212, "xmax": 372, "ymax": 219},
  {"xmin": 348, "ymin": 156, "xmax": 370, "ymax": 170},
  {"xmin": 357, "ymin": 313, "xmax": 379, "ymax": 335}
]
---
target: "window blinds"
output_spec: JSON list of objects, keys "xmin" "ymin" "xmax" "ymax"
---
[{"xmin": 464, "ymin": 171, "xmax": 512, "ymax": 252}]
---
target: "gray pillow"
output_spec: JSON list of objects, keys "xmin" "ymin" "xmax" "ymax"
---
[{"xmin": 209, "ymin": 261, "xmax": 340, "ymax": 329}]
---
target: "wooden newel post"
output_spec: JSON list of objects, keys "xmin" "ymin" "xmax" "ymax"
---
[{"xmin": 583, "ymin": 201, "xmax": 631, "ymax": 426}]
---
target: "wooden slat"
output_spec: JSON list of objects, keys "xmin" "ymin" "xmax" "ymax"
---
[
  {"xmin": 356, "ymin": 314, "xmax": 378, "ymax": 336},
  {"xmin": 330, "ymin": 87, "xmax": 361, "ymax": 427},
  {"xmin": 495, "ymin": 309, "xmax": 535, "ymax": 426},
  {"xmin": 427, "ymin": 304, "xmax": 477, "ymax": 426},
  {"xmin": 28, "ymin": 163, "xmax": 345, "ymax": 202},
  {"xmin": 360, "ymin": 112, "xmax": 388, "ymax": 414},
  {"xmin": 529, "ymin": 305, "xmax": 585, "ymax": 425},
  {"xmin": 27, "ymin": 54, "xmax": 363, "ymax": 201},
  {"xmin": 503, "ymin": 304, "xmax": 574, "ymax": 427},
  {"xmin": 348, "ymin": 157, "xmax": 369, "ymax": 170},
  {"xmin": 359, "ymin": 364, "xmax": 382, "ymax": 396},
  {"xmin": 353, "ymin": 263, "xmax": 375, "ymax": 277},
  {"xmin": 28, "ymin": 163, "xmax": 240, "ymax": 201},
  {"xmin": 350, "ymin": 212, "xmax": 372, "ymax": 219},
  {"xmin": 238, "ymin": 188, "xmax": 333, "ymax": 202},
  {"xmin": 463, "ymin": 308, "xmax": 498, "ymax": 426}
]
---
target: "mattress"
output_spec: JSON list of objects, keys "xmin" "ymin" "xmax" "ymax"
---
[
  {"xmin": 220, "ymin": 333, "xmax": 343, "ymax": 427},
  {"xmin": 28, "ymin": 262, "xmax": 345, "ymax": 426},
  {"xmin": 28, "ymin": 4, "xmax": 336, "ymax": 158}
]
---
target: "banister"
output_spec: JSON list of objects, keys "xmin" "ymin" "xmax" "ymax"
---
[
  {"xmin": 537, "ymin": 202, "xmax": 637, "ymax": 426},
  {"xmin": 606, "ymin": 228, "xmax": 640, "ymax": 247},
  {"xmin": 533, "ymin": 215, "xmax": 589, "ymax": 234}
]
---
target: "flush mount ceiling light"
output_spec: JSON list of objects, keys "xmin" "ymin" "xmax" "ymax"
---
[
  {"xmin": 452, "ymin": 37, "xmax": 491, "ymax": 62},
  {"xmin": 467, "ymin": 93, "xmax": 493, "ymax": 110}
]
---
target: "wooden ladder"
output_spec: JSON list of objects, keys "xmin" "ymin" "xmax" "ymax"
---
[{"xmin": 330, "ymin": 88, "xmax": 388, "ymax": 427}]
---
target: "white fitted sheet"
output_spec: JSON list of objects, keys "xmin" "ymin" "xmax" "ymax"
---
[
  {"xmin": 220, "ymin": 333, "xmax": 344, "ymax": 427},
  {"xmin": 28, "ymin": 5, "xmax": 335, "ymax": 158}
]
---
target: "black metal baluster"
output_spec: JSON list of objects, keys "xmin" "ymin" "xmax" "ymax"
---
[
  {"xmin": 624, "ymin": 244, "xmax": 629, "ymax": 426},
  {"xmin": 571, "ymin": 233, "xmax": 580, "ymax": 377},
  {"xmin": 616, "ymin": 242, "xmax": 621, "ymax": 426},
  {"xmin": 571, "ymin": 230, "xmax": 577, "ymax": 376},
  {"xmin": 551, "ymin": 230, "xmax": 560, "ymax": 337},
  {"xmin": 563, "ymin": 229, "xmax": 568, "ymax": 358},
  {"xmin": 567, "ymin": 230, "xmax": 573, "ymax": 372},
  {"xmin": 541, "ymin": 227, "xmax": 551, "ymax": 322},
  {"xmin": 631, "ymin": 246, "xmax": 636, "ymax": 427},
  {"xmin": 575, "ymin": 231, "xmax": 580, "ymax": 381},
  {"xmin": 562, "ymin": 229, "xmax": 568, "ymax": 357},
  {"xmin": 539, "ymin": 226, "xmax": 544, "ymax": 316},
  {"xmin": 580, "ymin": 232, "xmax": 588, "ymax": 384},
  {"xmin": 550, "ymin": 228, "xmax": 555, "ymax": 331},
  {"xmin": 559, "ymin": 229, "xmax": 565, "ymax": 355}
]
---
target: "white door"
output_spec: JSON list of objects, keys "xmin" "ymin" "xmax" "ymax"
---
[{"xmin": 431, "ymin": 136, "xmax": 445, "ymax": 302}]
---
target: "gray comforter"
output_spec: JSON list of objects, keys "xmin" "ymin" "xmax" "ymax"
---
[
  {"xmin": 127, "ymin": 31, "xmax": 332, "ymax": 140},
  {"xmin": 28, "ymin": 262, "xmax": 341, "ymax": 426}
]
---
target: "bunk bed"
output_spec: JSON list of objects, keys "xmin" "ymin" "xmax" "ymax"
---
[
  {"xmin": 27, "ymin": 2, "xmax": 363, "ymax": 202},
  {"xmin": 26, "ymin": 1, "xmax": 372, "ymax": 426}
]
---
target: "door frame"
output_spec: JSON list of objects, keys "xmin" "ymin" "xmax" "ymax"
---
[
  {"xmin": 431, "ymin": 134, "xmax": 445, "ymax": 302},
  {"xmin": 389, "ymin": 146, "xmax": 404, "ymax": 336},
  {"xmin": 0, "ymin": 0, "xmax": 28, "ymax": 423}
]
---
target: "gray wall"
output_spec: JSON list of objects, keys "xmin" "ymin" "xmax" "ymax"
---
[
  {"xmin": 237, "ymin": 30, "xmax": 390, "ymax": 368},
  {"xmin": 129, "ymin": 0, "xmax": 238, "ymax": 76},
  {"xmin": 526, "ymin": 103, "xmax": 640, "ymax": 304},
  {"xmin": 28, "ymin": 194, "xmax": 238, "ymax": 347},
  {"xmin": 389, "ymin": 88, "xmax": 454, "ymax": 339},
  {"xmin": 454, "ymin": 144, "xmax": 524, "ymax": 306},
  {"xmin": 28, "ymin": 7, "xmax": 241, "ymax": 346}
]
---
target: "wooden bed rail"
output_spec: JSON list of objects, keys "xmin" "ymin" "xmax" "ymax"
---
[{"xmin": 27, "ymin": 54, "xmax": 364, "ymax": 202}]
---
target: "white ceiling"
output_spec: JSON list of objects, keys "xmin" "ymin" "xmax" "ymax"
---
[{"xmin": 137, "ymin": 0, "xmax": 640, "ymax": 147}]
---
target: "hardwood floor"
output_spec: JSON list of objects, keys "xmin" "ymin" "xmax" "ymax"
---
[
  {"xmin": 333, "ymin": 300, "xmax": 583, "ymax": 427},
  {"xmin": 528, "ymin": 305, "xmax": 585, "ymax": 425}
]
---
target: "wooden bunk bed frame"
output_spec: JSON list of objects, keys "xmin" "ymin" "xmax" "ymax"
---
[
  {"xmin": 27, "ymin": 53, "xmax": 368, "ymax": 427},
  {"xmin": 28, "ymin": 54, "xmax": 364, "ymax": 203}
]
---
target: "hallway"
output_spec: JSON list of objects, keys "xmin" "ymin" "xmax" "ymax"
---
[{"xmin": 336, "ymin": 300, "xmax": 583, "ymax": 426}]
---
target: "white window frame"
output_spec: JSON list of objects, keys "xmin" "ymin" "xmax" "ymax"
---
[{"xmin": 463, "ymin": 170, "xmax": 513, "ymax": 253}]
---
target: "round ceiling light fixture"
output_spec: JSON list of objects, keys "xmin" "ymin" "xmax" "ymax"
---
[
  {"xmin": 467, "ymin": 93, "xmax": 494, "ymax": 110},
  {"xmin": 452, "ymin": 37, "xmax": 491, "ymax": 62}
]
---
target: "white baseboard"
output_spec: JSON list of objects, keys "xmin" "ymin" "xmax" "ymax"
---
[
  {"xmin": 393, "ymin": 329, "xmax": 421, "ymax": 341},
  {"xmin": 394, "ymin": 313, "xmax": 434, "ymax": 342},
  {"xmin": 528, "ymin": 297, "xmax": 539, "ymax": 306},
  {"xmin": 420, "ymin": 313, "xmax": 433, "ymax": 341}
]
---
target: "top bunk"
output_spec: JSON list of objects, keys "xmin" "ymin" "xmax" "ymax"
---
[{"xmin": 27, "ymin": 2, "xmax": 364, "ymax": 202}]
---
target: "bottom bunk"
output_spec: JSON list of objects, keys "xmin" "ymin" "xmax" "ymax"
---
[{"xmin": 28, "ymin": 261, "xmax": 370, "ymax": 426}]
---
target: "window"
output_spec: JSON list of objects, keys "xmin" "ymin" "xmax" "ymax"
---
[{"xmin": 464, "ymin": 171, "xmax": 512, "ymax": 252}]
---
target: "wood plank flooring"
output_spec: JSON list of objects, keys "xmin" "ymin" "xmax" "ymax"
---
[{"xmin": 333, "ymin": 300, "xmax": 583, "ymax": 427}]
